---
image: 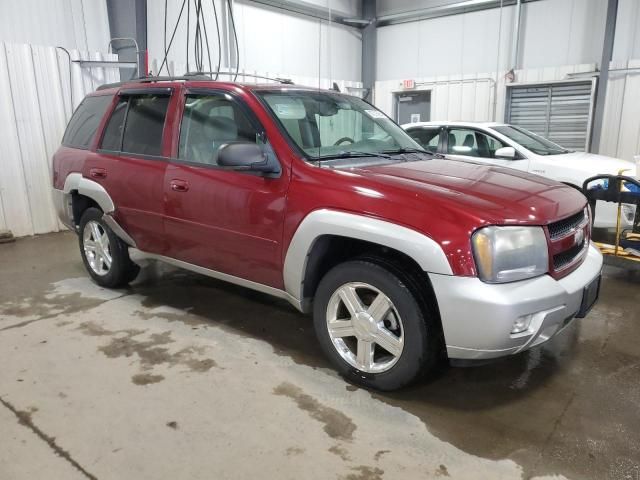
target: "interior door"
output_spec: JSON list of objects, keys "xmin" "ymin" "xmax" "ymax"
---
[
  {"xmin": 444, "ymin": 127, "xmax": 529, "ymax": 171},
  {"xmin": 395, "ymin": 91, "xmax": 431, "ymax": 124},
  {"xmin": 86, "ymin": 89, "xmax": 173, "ymax": 254},
  {"xmin": 163, "ymin": 90, "xmax": 290, "ymax": 289}
]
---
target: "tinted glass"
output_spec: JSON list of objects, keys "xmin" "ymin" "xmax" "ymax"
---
[
  {"xmin": 100, "ymin": 98, "xmax": 127, "ymax": 151},
  {"xmin": 407, "ymin": 128, "xmax": 441, "ymax": 153},
  {"xmin": 492, "ymin": 125, "xmax": 570, "ymax": 156},
  {"xmin": 122, "ymin": 95, "xmax": 170, "ymax": 156},
  {"xmin": 62, "ymin": 95, "xmax": 112, "ymax": 148},
  {"xmin": 178, "ymin": 94, "xmax": 259, "ymax": 165},
  {"xmin": 447, "ymin": 128, "xmax": 507, "ymax": 158},
  {"xmin": 258, "ymin": 90, "xmax": 422, "ymax": 160}
]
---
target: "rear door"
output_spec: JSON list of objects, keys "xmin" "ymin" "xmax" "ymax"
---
[
  {"xmin": 443, "ymin": 127, "xmax": 530, "ymax": 171},
  {"xmin": 163, "ymin": 89, "xmax": 289, "ymax": 288},
  {"xmin": 86, "ymin": 88, "xmax": 175, "ymax": 254}
]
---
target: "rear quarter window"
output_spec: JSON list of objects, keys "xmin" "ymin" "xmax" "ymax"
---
[{"xmin": 62, "ymin": 95, "xmax": 113, "ymax": 149}]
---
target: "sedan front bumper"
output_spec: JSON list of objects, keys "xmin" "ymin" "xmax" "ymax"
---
[{"xmin": 430, "ymin": 243, "xmax": 603, "ymax": 360}]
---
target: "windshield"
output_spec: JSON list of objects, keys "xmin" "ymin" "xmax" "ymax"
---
[
  {"xmin": 491, "ymin": 125, "xmax": 571, "ymax": 156},
  {"xmin": 257, "ymin": 90, "xmax": 424, "ymax": 160}
]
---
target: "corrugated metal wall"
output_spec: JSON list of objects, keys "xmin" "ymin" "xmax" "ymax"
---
[
  {"xmin": 0, "ymin": 0, "xmax": 111, "ymax": 53},
  {"xmin": 600, "ymin": 59, "xmax": 640, "ymax": 162},
  {"xmin": 0, "ymin": 42, "xmax": 119, "ymax": 237},
  {"xmin": 374, "ymin": 61, "xmax": 640, "ymax": 161}
]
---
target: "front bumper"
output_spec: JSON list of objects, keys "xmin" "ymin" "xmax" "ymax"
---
[{"xmin": 430, "ymin": 243, "xmax": 603, "ymax": 360}]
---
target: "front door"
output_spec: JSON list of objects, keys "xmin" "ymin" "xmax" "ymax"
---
[
  {"xmin": 444, "ymin": 127, "xmax": 530, "ymax": 171},
  {"xmin": 163, "ymin": 90, "xmax": 289, "ymax": 289}
]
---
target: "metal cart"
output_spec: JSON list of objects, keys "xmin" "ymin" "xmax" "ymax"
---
[{"xmin": 583, "ymin": 174, "xmax": 640, "ymax": 270}]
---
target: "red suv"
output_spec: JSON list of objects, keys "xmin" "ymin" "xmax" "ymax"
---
[{"xmin": 52, "ymin": 77, "xmax": 603, "ymax": 390}]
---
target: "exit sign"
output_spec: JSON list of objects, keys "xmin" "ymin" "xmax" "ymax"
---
[{"xmin": 403, "ymin": 79, "xmax": 415, "ymax": 89}]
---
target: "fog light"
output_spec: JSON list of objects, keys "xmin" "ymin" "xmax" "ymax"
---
[{"xmin": 511, "ymin": 314, "xmax": 533, "ymax": 334}]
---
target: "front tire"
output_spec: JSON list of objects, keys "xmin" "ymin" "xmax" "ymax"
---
[
  {"xmin": 78, "ymin": 208, "xmax": 139, "ymax": 288},
  {"xmin": 313, "ymin": 259, "xmax": 441, "ymax": 391}
]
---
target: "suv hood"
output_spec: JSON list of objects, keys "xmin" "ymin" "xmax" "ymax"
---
[
  {"xmin": 351, "ymin": 158, "xmax": 586, "ymax": 225},
  {"xmin": 540, "ymin": 151, "xmax": 636, "ymax": 177}
]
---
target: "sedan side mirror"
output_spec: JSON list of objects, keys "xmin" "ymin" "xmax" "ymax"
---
[
  {"xmin": 217, "ymin": 142, "xmax": 278, "ymax": 174},
  {"xmin": 495, "ymin": 146, "xmax": 516, "ymax": 159}
]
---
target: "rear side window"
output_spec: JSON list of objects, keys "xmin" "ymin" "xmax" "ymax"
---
[
  {"xmin": 99, "ymin": 94, "xmax": 170, "ymax": 156},
  {"xmin": 100, "ymin": 98, "xmax": 127, "ymax": 151},
  {"xmin": 62, "ymin": 95, "xmax": 112, "ymax": 148}
]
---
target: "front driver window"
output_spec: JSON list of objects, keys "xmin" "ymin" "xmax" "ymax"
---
[
  {"xmin": 178, "ymin": 94, "xmax": 259, "ymax": 165},
  {"xmin": 447, "ymin": 128, "xmax": 507, "ymax": 158},
  {"xmin": 408, "ymin": 128, "xmax": 441, "ymax": 153}
]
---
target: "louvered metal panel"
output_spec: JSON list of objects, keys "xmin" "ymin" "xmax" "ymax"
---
[{"xmin": 506, "ymin": 81, "xmax": 595, "ymax": 151}]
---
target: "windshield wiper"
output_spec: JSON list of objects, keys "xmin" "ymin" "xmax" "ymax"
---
[
  {"xmin": 319, "ymin": 151, "xmax": 391, "ymax": 160},
  {"xmin": 381, "ymin": 147, "xmax": 431, "ymax": 155}
]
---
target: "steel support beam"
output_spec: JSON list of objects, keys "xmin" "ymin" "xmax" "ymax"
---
[
  {"xmin": 510, "ymin": 0, "xmax": 522, "ymax": 70},
  {"xmin": 590, "ymin": 0, "xmax": 618, "ymax": 153},
  {"xmin": 243, "ymin": 0, "xmax": 361, "ymax": 27},
  {"xmin": 376, "ymin": 0, "xmax": 542, "ymax": 27},
  {"xmin": 106, "ymin": 0, "xmax": 147, "ymax": 78},
  {"xmin": 361, "ymin": 0, "xmax": 376, "ymax": 101}
]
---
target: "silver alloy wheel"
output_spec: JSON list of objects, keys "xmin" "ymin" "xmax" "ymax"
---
[
  {"xmin": 83, "ymin": 220, "xmax": 112, "ymax": 276},
  {"xmin": 326, "ymin": 282, "xmax": 404, "ymax": 374}
]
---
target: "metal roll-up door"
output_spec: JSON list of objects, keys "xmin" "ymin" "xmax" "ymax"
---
[{"xmin": 506, "ymin": 80, "xmax": 595, "ymax": 151}]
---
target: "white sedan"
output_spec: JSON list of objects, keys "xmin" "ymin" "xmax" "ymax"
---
[{"xmin": 402, "ymin": 121, "xmax": 637, "ymax": 229}]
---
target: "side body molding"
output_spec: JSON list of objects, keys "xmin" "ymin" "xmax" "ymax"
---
[
  {"xmin": 283, "ymin": 209, "xmax": 453, "ymax": 302},
  {"xmin": 63, "ymin": 173, "xmax": 115, "ymax": 213},
  {"xmin": 56, "ymin": 174, "xmax": 133, "ymax": 246}
]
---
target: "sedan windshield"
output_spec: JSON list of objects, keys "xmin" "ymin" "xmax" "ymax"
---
[
  {"xmin": 257, "ymin": 90, "xmax": 425, "ymax": 161},
  {"xmin": 492, "ymin": 125, "xmax": 571, "ymax": 156}
]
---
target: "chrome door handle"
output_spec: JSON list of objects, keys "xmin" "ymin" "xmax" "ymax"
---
[
  {"xmin": 170, "ymin": 179, "xmax": 189, "ymax": 192},
  {"xmin": 90, "ymin": 168, "xmax": 107, "ymax": 179}
]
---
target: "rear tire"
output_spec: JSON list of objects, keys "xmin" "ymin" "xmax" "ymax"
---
[
  {"xmin": 313, "ymin": 259, "xmax": 441, "ymax": 391},
  {"xmin": 78, "ymin": 208, "xmax": 139, "ymax": 288}
]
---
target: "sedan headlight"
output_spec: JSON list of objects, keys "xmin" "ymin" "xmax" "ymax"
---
[{"xmin": 472, "ymin": 226, "xmax": 549, "ymax": 283}]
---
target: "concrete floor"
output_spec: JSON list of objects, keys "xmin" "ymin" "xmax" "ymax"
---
[{"xmin": 0, "ymin": 232, "xmax": 638, "ymax": 480}]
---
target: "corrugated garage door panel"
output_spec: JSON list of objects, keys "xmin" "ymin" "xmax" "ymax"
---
[
  {"xmin": 507, "ymin": 81, "xmax": 594, "ymax": 151},
  {"xmin": 0, "ymin": 42, "xmax": 119, "ymax": 237}
]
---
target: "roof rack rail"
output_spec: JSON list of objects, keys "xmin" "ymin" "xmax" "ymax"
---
[
  {"xmin": 184, "ymin": 71, "xmax": 294, "ymax": 85},
  {"xmin": 96, "ymin": 75, "xmax": 212, "ymax": 91}
]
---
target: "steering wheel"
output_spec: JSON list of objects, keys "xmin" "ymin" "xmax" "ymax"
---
[{"xmin": 334, "ymin": 137, "xmax": 355, "ymax": 146}]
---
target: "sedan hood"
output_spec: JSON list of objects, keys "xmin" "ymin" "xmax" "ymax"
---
[
  {"xmin": 545, "ymin": 151, "xmax": 636, "ymax": 177},
  {"xmin": 351, "ymin": 158, "xmax": 586, "ymax": 225}
]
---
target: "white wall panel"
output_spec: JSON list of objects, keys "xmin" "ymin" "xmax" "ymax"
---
[
  {"xmin": 0, "ymin": 42, "xmax": 119, "ymax": 237},
  {"xmin": 518, "ymin": 0, "xmax": 605, "ymax": 69},
  {"xmin": 377, "ymin": 5, "xmax": 514, "ymax": 80},
  {"xmin": 376, "ymin": 0, "xmax": 640, "ymax": 79},
  {"xmin": 614, "ymin": 0, "xmax": 640, "ymax": 61},
  {"xmin": 147, "ymin": 0, "xmax": 361, "ymax": 82},
  {"xmin": 0, "ymin": 0, "xmax": 110, "ymax": 52}
]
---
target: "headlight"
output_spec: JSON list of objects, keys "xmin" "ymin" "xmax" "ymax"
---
[{"xmin": 472, "ymin": 226, "xmax": 549, "ymax": 283}]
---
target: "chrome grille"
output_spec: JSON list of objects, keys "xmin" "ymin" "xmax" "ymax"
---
[
  {"xmin": 548, "ymin": 210, "xmax": 586, "ymax": 240},
  {"xmin": 553, "ymin": 238, "xmax": 586, "ymax": 270}
]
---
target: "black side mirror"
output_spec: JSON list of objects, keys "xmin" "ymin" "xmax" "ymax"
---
[{"xmin": 216, "ymin": 142, "xmax": 277, "ymax": 174}]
